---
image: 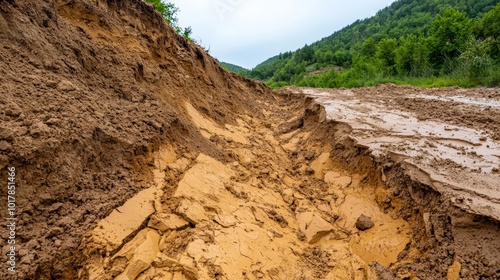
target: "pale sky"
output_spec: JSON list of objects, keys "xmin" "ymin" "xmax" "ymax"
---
[{"xmin": 169, "ymin": 0, "xmax": 397, "ymax": 69}]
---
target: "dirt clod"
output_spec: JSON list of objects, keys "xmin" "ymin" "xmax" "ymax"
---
[{"xmin": 355, "ymin": 214, "xmax": 375, "ymax": 231}]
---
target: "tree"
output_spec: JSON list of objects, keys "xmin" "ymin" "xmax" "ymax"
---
[
  {"xmin": 145, "ymin": 0, "xmax": 193, "ymax": 40},
  {"xmin": 428, "ymin": 7, "xmax": 472, "ymax": 68},
  {"xmin": 479, "ymin": 2, "xmax": 500, "ymax": 39},
  {"xmin": 294, "ymin": 44, "xmax": 314, "ymax": 63},
  {"xmin": 376, "ymin": 38, "xmax": 398, "ymax": 75},
  {"xmin": 478, "ymin": 2, "xmax": 500, "ymax": 59},
  {"xmin": 323, "ymin": 50, "xmax": 334, "ymax": 63},
  {"xmin": 459, "ymin": 38, "xmax": 493, "ymax": 81},
  {"xmin": 396, "ymin": 34, "xmax": 430, "ymax": 76},
  {"xmin": 361, "ymin": 37, "xmax": 377, "ymax": 57}
]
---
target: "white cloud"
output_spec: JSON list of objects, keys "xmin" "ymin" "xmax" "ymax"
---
[{"xmin": 169, "ymin": 0, "xmax": 396, "ymax": 69}]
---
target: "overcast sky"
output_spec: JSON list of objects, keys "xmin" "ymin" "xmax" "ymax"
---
[{"xmin": 169, "ymin": 0, "xmax": 397, "ymax": 69}]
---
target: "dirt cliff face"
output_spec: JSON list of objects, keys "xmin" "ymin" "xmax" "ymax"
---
[
  {"xmin": 0, "ymin": 0, "xmax": 270, "ymax": 278},
  {"xmin": 1, "ymin": 1, "xmax": 499, "ymax": 280}
]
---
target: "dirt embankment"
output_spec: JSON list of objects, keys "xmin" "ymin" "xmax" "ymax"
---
[
  {"xmin": 0, "ymin": 0, "xmax": 269, "ymax": 278},
  {"xmin": 1, "ymin": 1, "xmax": 499, "ymax": 280}
]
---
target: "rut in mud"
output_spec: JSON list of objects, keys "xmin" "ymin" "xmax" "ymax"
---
[{"xmin": 1, "ymin": 0, "xmax": 499, "ymax": 279}]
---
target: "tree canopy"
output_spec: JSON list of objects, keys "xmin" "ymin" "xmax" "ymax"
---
[{"xmin": 245, "ymin": 0, "xmax": 500, "ymax": 88}]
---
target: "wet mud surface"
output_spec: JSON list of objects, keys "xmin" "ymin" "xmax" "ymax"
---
[{"xmin": 294, "ymin": 85, "xmax": 500, "ymax": 222}]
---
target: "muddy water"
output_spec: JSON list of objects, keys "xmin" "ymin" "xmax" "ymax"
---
[
  {"xmin": 407, "ymin": 94, "xmax": 500, "ymax": 109},
  {"xmin": 301, "ymin": 88, "xmax": 500, "ymax": 221}
]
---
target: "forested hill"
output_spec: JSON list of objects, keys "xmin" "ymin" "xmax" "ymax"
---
[
  {"xmin": 246, "ymin": 0, "xmax": 500, "ymax": 88},
  {"xmin": 219, "ymin": 61, "xmax": 249, "ymax": 74}
]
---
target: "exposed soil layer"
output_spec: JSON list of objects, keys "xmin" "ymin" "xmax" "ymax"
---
[
  {"xmin": 1, "ymin": 1, "xmax": 499, "ymax": 280},
  {"xmin": 0, "ymin": 0, "xmax": 269, "ymax": 278}
]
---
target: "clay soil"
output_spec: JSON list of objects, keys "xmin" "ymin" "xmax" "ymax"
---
[{"xmin": 0, "ymin": 1, "xmax": 499, "ymax": 280}]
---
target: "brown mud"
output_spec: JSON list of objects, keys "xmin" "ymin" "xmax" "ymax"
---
[{"xmin": 0, "ymin": 1, "xmax": 499, "ymax": 279}]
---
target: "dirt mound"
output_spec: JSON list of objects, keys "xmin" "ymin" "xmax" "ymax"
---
[
  {"xmin": 0, "ymin": 0, "xmax": 269, "ymax": 278},
  {"xmin": 1, "ymin": 1, "xmax": 500, "ymax": 280}
]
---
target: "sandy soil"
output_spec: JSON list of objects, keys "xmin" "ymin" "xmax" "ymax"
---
[{"xmin": 1, "ymin": 1, "xmax": 499, "ymax": 280}]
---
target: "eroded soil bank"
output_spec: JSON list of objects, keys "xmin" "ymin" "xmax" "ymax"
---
[
  {"xmin": 78, "ymin": 93, "xmax": 500, "ymax": 280},
  {"xmin": 0, "ymin": 0, "xmax": 499, "ymax": 279}
]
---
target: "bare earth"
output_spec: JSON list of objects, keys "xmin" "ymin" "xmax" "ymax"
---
[
  {"xmin": 292, "ymin": 85, "xmax": 500, "ymax": 221},
  {"xmin": 1, "ymin": 1, "xmax": 500, "ymax": 279}
]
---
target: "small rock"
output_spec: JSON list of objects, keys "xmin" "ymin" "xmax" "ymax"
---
[
  {"xmin": 48, "ymin": 203, "xmax": 63, "ymax": 213},
  {"xmin": 305, "ymin": 167, "xmax": 315, "ymax": 175},
  {"xmin": 324, "ymin": 171, "xmax": 341, "ymax": 183},
  {"xmin": 355, "ymin": 214, "xmax": 374, "ymax": 231},
  {"xmin": 45, "ymin": 118, "xmax": 61, "ymax": 126},
  {"xmin": 153, "ymin": 253, "xmax": 198, "ymax": 279},
  {"xmin": 447, "ymin": 260, "xmax": 461, "ymax": 280},
  {"xmin": 18, "ymin": 248, "xmax": 28, "ymax": 257},
  {"xmin": 397, "ymin": 250, "xmax": 408, "ymax": 260},
  {"xmin": 54, "ymin": 239, "xmax": 62, "ymax": 247},
  {"xmin": 46, "ymin": 227, "xmax": 63, "ymax": 238},
  {"xmin": 144, "ymin": 120, "xmax": 162, "ymax": 130},
  {"xmin": 114, "ymin": 229, "xmax": 160, "ymax": 280},
  {"xmin": 5, "ymin": 103, "xmax": 22, "ymax": 117},
  {"xmin": 45, "ymin": 80, "xmax": 58, "ymax": 88}
]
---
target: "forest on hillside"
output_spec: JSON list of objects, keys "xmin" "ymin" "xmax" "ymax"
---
[
  {"xmin": 219, "ymin": 61, "xmax": 249, "ymax": 74},
  {"xmin": 246, "ymin": 0, "xmax": 500, "ymax": 88}
]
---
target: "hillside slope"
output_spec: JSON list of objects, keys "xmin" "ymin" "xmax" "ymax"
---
[
  {"xmin": 247, "ymin": 0, "xmax": 500, "ymax": 87},
  {"xmin": 0, "ymin": 0, "xmax": 269, "ymax": 278},
  {"xmin": 219, "ymin": 61, "xmax": 249, "ymax": 74}
]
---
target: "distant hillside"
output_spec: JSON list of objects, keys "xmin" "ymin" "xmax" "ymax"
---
[
  {"xmin": 219, "ymin": 61, "xmax": 249, "ymax": 74},
  {"xmin": 246, "ymin": 0, "xmax": 500, "ymax": 88}
]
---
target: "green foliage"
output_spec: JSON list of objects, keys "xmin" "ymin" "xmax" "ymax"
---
[
  {"xmin": 219, "ymin": 61, "xmax": 249, "ymax": 74},
  {"xmin": 479, "ymin": 2, "xmax": 500, "ymax": 39},
  {"xmin": 459, "ymin": 38, "xmax": 493, "ymax": 81},
  {"xmin": 361, "ymin": 37, "xmax": 377, "ymax": 57},
  {"xmin": 478, "ymin": 2, "xmax": 500, "ymax": 58},
  {"xmin": 376, "ymin": 38, "xmax": 398, "ymax": 75},
  {"xmin": 248, "ymin": 0, "xmax": 500, "ymax": 88},
  {"xmin": 428, "ymin": 7, "xmax": 472, "ymax": 69},
  {"xmin": 395, "ymin": 34, "xmax": 431, "ymax": 76},
  {"xmin": 145, "ymin": 0, "xmax": 193, "ymax": 40}
]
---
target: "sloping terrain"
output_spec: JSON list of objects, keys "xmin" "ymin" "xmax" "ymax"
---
[
  {"xmin": 0, "ymin": 0, "xmax": 269, "ymax": 278},
  {"xmin": 0, "ymin": 1, "xmax": 499, "ymax": 280}
]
